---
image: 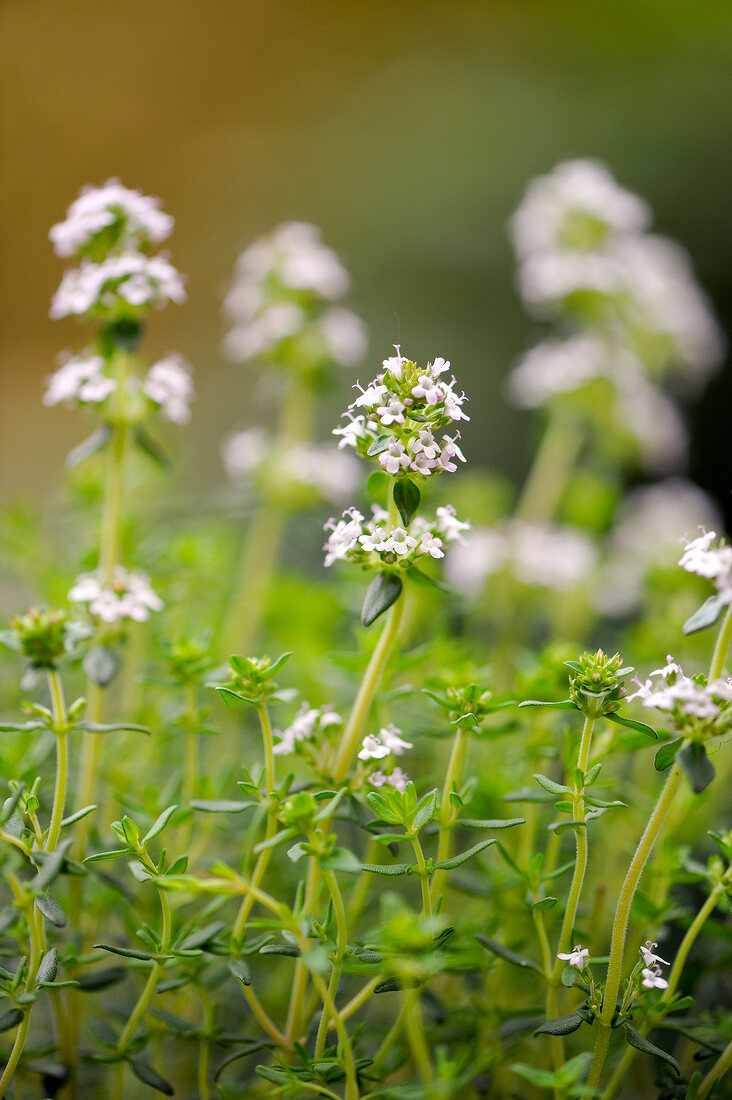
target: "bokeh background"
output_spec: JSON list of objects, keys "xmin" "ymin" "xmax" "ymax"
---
[{"xmin": 2, "ymin": 0, "xmax": 732, "ymax": 518}]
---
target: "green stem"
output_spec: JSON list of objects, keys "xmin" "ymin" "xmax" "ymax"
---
[
  {"xmin": 546, "ymin": 716, "xmax": 594, "ymax": 1069},
  {"xmin": 332, "ymin": 595, "xmax": 405, "ymax": 783},
  {"xmin": 710, "ymin": 605, "xmax": 732, "ymax": 680},
  {"xmin": 514, "ymin": 409, "xmax": 582, "ymax": 525},
  {"xmin": 115, "ymin": 888, "xmax": 172, "ymax": 1059},
  {"xmin": 411, "ymin": 835, "xmax": 433, "ymax": 922},
  {"xmin": 197, "ymin": 986, "xmax": 215, "ymax": 1100},
  {"xmin": 314, "ymin": 867, "xmax": 348, "ymax": 1058},
  {"xmin": 0, "ymin": 900, "xmax": 45, "ymax": 1099},
  {"xmin": 232, "ymin": 704, "xmax": 277, "ymax": 942},
  {"xmin": 698, "ymin": 1034, "xmax": 732, "ymax": 1100},
  {"xmin": 430, "ymin": 726, "xmax": 468, "ymax": 906},
  {"xmin": 403, "ymin": 988, "xmax": 434, "ymax": 1088},
  {"xmin": 46, "ymin": 669, "xmax": 69, "ymax": 852}
]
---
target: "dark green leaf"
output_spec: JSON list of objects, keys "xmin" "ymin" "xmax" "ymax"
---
[
  {"xmin": 366, "ymin": 435, "xmax": 392, "ymax": 457},
  {"xmin": 475, "ymin": 935, "xmax": 542, "ymax": 973},
  {"xmin": 683, "ymin": 595, "xmax": 724, "ymax": 636},
  {"xmin": 678, "ymin": 742, "xmax": 715, "ymax": 794},
  {"xmin": 361, "ymin": 862, "xmax": 413, "ymax": 876},
  {"xmin": 129, "ymin": 1058, "xmax": 175, "ymax": 1095},
  {"xmin": 361, "ymin": 571, "xmax": 403, "ymax": 627},
  {"xmin": 93, "ymin": 943, "xmax": 160, "ymax": 961},
  {"xmin": 77, "ymin": 966, "xmax": 127, "ymax": 992},
  {"xmin": 82, "ymin": 645, "xmax": 120, "ymax": 688},
  {"xmin": 259, "ymin": 945, "xmax": 300, "ymax": 957},
  {"xmin": 460, "ymin": 817, "xmax": 525, "ymax": 830},
  {"xmin": 35, "ymin": 893, "xmax": 66, "ymax": 928},
  {"xmin": 434, "ymin": 838, "xmax": 496, "ymax": 869},
  {"xmin": 178, "ymin": 922, "xmax": 226, "ymax": 951},
  {"xmin": 36, "ymin": 949, "xmax": 58, "ymax": 985},
  {"xmin": 227, "ymin": 958, "xmax": 252, "ymax": 986},
  {"xmin": 413, "ymin": 790, "xmax": 438, "ymax": 831},
  {"xmin": 548, "ymin": 820, "xmax": 587, "ymax": 835},
  {"xmin": 533, "ymin": 1012, "xmax": 584, "ymax": 1037},
  {"xmin": 532, "ymin": 897, "xmax": 558, "ymax": 911},
  {"xmin": 65, "ymin": 424, "xmax": 112, "ymax": 469},
  {"xmin": 374, "ymin": 977, "xmax": 403, "ymax": 993},
  {"xmin": 408, "ymin": 567, "xmax": 450, "ymax": 592},
  {"xmin": 0, "ymin": 1008, "xmax": 23, "ymax": 1032},
  {"xmin": 133, "ymin": 427, "xmax": 172, "ymax": 469},
  {"xmin": 605, "ymin": 713, "xmax": 658, "ymax": 739},
  {"xmin": 561, "ymin": 964, "xmax": 579, "ymax": 987},
  {"xmin": 319, "ymin": 847, "xmax": 362, "ymax": 874},
  {"xmin": 393, "ymin": 478, "xmax": 421, "ymax": 526},
  {"xmin": 655, "ymin": 739, "xmax": 682, "ymax": 772},
  {"xmin": 623, "ymin": 1023, "xmax": 680, "ymax": 1075}
]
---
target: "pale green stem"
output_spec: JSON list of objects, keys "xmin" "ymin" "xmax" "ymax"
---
[
  {"xmin": 546, "ymin": 715, "xmax": 595, "ymax": 1070},
  {"xmin": 430, "ymin": 726, "xmax": 468, "ymax": 906},
  {"xmin": 698, "ymin": 1035, "xmax": 732, "ymax": 1100},
  {"xmin": 46, "ymin": 669, "xmax": 68, "ymax": 853},
  {"xmin": 332, "ymin": 594, "xmax": 405, "ymax": 783},
  {"xmin": 197, "ymin": 987, "xmax": 215, "ymax": 1100},
  {"xmin": 601, "ymin": 881, "xmax": 725, "ymax": 1100},
  {"xmin": 514, "ymin": 409, "xmax": 582, "ymax": 525},
  {"xmin": 533, "ymin": 906, "xmax": 554, "ymax": 980},
  {"xmin": 403, "ymin": 988, "xmax": 434, "ymax": 1088},
  {"xmin": 232, "ymin": 704, "xmax": 277, "ymax": 942},
  {"xmin": 0, "ymin": 897, "xmax": 44, "ymax": 1099},
  {"xmin": 411, "ymin": 835, "xmax": 433, "ymax": 922},
  {"xmin": 314, "ymin": 867, "xmax": 348, "ymax": 1058}
]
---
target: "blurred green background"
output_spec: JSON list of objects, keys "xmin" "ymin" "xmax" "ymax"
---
[{"xmin": 2, "ymin": 0, "xmax": 732, "ymax": 514}]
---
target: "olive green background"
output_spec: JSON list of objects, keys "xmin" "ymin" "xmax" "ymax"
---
[{"xmin": 2, "ymin": 0, "xmax": 731, "ymax": 513}]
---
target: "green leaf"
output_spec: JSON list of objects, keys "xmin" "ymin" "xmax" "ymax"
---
[
  {"xmin": 361, "ymin": 571, "xmax": 403, "ymax": 627},
  {"xmin": 548, "ymin": 820, "xmax": 587, "ymax": 835},
  {"xmin": 533, "ymin": 1012, "xmax": 584, "ymax": 1037},
  {"xmin": 33, "ymin": 839, "xmax": 73, "ymax": 891},
  {"xmin": 519, "ymin": 699, "xmax": 578, "ymax": 711},
  {"xmin": 408, "ymin": 566, "xmax": 450, "ymax": 592},
  {"xmin": 605, "ymin": 713, "xmax": 658, "ymax": 739},
  {"xmin": 227, "ymin": 958, "xmax": 252, "ymax": 986},
  {"xmin": 82, "ymin": 645, "xmax": 120, "ymax": 688},
  {"xmin": 319, "ymin": 847, "xmax": 362, "ymax": 874},
  {"xmin": 216, "ymin": 687, "xmax": 249, "ymax": 709},
  {"xmin": 361, "ymin": 862, "xmax": 413, "ymax": 876},
  {"xmin": 374, "ymin": 977, "xmax": 403, "ymax": 994},
  {"xmin": 178, "ymin": 922, "xmax": 226, "ymax": 952},
  {"xmin": 129, "ymin": 1058, "xmax": 175, "ymax": 1095},
  {"xmin": 259, "ymin": 944, "xmax": 300, "ymax": 957},
  {"xmin": 35, "ymin": 893, "xmax": 66, "ymax": 928},
  {"xmin": 142, "ymin": 805, "xmax": 178, "ymax": 845},
  {"xmin": 623, "ymin": 1023, "xmax": 680, "ymax": 1075},
  {"xmin": 366, "ymin": 434, "xmax": 392, "ymax": 457},
  {"xmin": 65, "ymin": 424, "xmax": 112, "ymax": 469},
  {"xmin": 36, "ymin": 949, "xmax": 58, "ymax": 985},
  {"xmin": 366, "ymin": 791, "xmax": 404, "ymax": 825},
  {"xmin": 83, "ymin": 848, "xmax": 132, "ymax": 864},
  {"xmin": 133, "ymin": 427, "xmax": 172, "ymax": 469},
  {"xmin": 561, "ymin": 963, "xmax": 579, "ymax": 987},
  {"xmin": 434, "ymin": 838, "xmax": 496, "ymax": 869},
  {"xmin": 460, "ymin": 817, "xmax": 525, "ymax": 830},
  {"xmin": 260, "ymin": 652, "xmax": 292, "ymax": 680},
  {"xmin": 683, "ymin": 595, "xmax": 724, "ymax": 636},
  {"xmin": 655, "ymin": 739, "xmax": 682, "ymax": 772},
  {"xmin": 534, "ymin": 774, "xmax": 571, "ymax": 796},
  {"xmin": 60, "ymin": 804, "xmax": 96, "ymax": 828},
  {"xmin": 93, "ymin": 943, "xmax": 162, "ymax": 962},
  {"xmin": 0, "ymin": 1008, "xmax": 23, "ymax": 1032},
  {"xmin": 75, "ymin": 721, "xmax": 150, "ymax": 735},
  {"xmin": 0, "ymin": 721, "xmax": 46, "ymax": 733},
  {"xmin": 413, "ymin": 790, "xmax": 438, "ymax": 831},
  {"xmin": 708, "ymin": 830, "xmax": 732, "ymax": 862},
  {"xmin": 190, "ymin": 799, "xmax": 256, "ymax": 814},
  {"xmin": 677, "ymin": 742, "xmax": 716, "ymax": 794},
  {"xmin": 77, "ymin": 966, "xmax": 127, "ymax": 992},
  {"xmin": 582, "ymin": 795, "xmax": 627, "ymax": 810},
  {"xmin": 475, "ymin": 935, "xmax": 542, "ymax": 973},
  {"xmin": 531, "ymin": 897, "xmax": 558, "ymax": 911},
  {"xmin": 393, "ymin": 478, "xmax": 421, "ymax": 526}
]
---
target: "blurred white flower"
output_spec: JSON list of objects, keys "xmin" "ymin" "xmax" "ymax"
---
[
  {"xmin": 69, "ymin": 566, "xmax": 163, "ymax": 623},
  {"xmin": 51, "ymin": 253, "xmax": 185, "ymax": 319},
  {"xmin": 49, "ymin": 180, "xmax": 173, "ymax": 258},
  {"xmin": 221, "ymin": 428, "xmax": 271, "ymax": 481},
  {"xmin": 142, "ymin": 355, "xmax": 194, "ymax": 424},
  {"xmin": 506, "ymin": 335, "xmax": 609, "ymax": 408},
  {"xmin": 273, "ymin": 702, "xmax": 342, "ymax": 756},
  {"xmin": 277, "ymin": 443, "xmax": 361, "ymax": 504},
  {"xmin": 43, "ymin": 353, "xmax": 115, "ymax": 407},
  {"xmin": 320, "ymin": 307, "xmax": 368, "ymax": 366},
  {"xmin": 369, "ymin": 767, "xmax": 409, "ymax": 793}
]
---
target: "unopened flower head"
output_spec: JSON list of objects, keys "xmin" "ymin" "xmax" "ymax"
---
[
  {"xmin": 142, "ymin": 355, "xmax": 195, "ymax": 424},
  {"xmin": 49, "ymin": 180, "xmax": 174, "ymax": 260},
  {"xmin": 69, "ymin": 566, "xmax": 163, "ymax": 623}
]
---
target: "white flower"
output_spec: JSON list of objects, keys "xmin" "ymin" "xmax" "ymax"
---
[
  {"xmin": 506, "ymin": 335, "xmax": 609, "ymax": 409},
  {"xmin": 273, "ymin": 702, "xmax": 341, "ymax": 755},
  {"xmin": 382, "ymin": 347, "xmax": 406, "ymax": 380},
  {"xmin": 512, "ymin": 523, "xmax": 598, "ymax": 590},
  {"xmin": 49, "ymin": 180, "xmax": 173, "ymax": 258},
  {"xmin": 323, "ymin": 507, "xmax": 364, "ymax": 567},
  {"xmin": 278, "ymin": 444, "xmax": 361, "ymax": 504},
  {"xmin": 333, "ymin": 415, "xmax": 372, "ymax": 450},
  {"xmin": 679, "ymin": 530, "xmax": 732, "ymax": 579},
  {"xmin": 320, "ymin": 307, "xmax": 368, "ymax": 366},
  {"xmin": 359, "ymin": 526, "xmax": 388, "ymax": 553},
  {"xmin": 358, "ymin": 724, "xmax": 412, "ymax": 761},
  {"xmin": 445, "ymin": 528, "xmax": 508, "ymax": 597},
  {"xmin": 436, "ymin": 434, "xmax": 466, "ymax": 473},
  {"xmin": 69, "ymin": 566, "xmax": 163, "ymax": 623},
  {"xmin": 412, "ymin": 430, "xmax": 440, "ymax": 461},
  {"xmin": 142, "ymin": 355, "xmax": 194, "ymax": 424},
  {"xmin": 382, "ymin": 527, "xmax": 418, "ymax": 556},
  {"xmin": 411, "ymin": 374, "xmax": 443, "ymax": 405},
  {"xmin": 378, "ymin": 724, "xmax": 413, "ymax": 754},
  {"xmin": 370, "ymin": 766, "xmax": 410, "ymax": 793},
  {"xmin": 358, "ymin": 734, "xmax": 391, "ymax": 761},
  {"xmin": 352, "ymin": 382, "xmax": 388, "ymax": 408},
  {"xmin": 379, "ymin": 440, "xmax": 411, "ymax": 475},
  {"xmin": 627, "ymin": 662, "xmax": 722, "ymax": 720},
  {"xmin": 377, "ymin": 399, "xmax": 406, "ymax": 426},
  {"xmin": 419, "ymin": 532, "xmax": 444, "ymax": 559},
  {"xmin": 43, "ymin": 353, "xmax": 113, "ymax": 407},
  {"xmin": 222, "ymin": 302, "xmax": 305, "ymax": 361},
  {"xmin": 557, "ymin": 944, "xmax": 590, "ymax": 969},
  {"xmin": 435, "ymin": 505, "xmax": 471, "ymax": 543},
  {"xmin": 640, "ymin": 941, "xmax": 669, "ymax": 968},
  {"xmin": 641, "ymin": 965, "xmax": 669, "ymax": 990},
  {"xmin": 51, "ymin": 253, "xmax": 185, "ymax": 319}
]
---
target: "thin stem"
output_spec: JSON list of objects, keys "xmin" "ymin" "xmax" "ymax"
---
[
  {"xmin": 697, "ymin": 1034, "xmax": 732, "ymax": 1100},
  {"xmin": 0, "ymin": 903, "xmax": 45, "ymax": 1099},
  {"xmin": 232, "ymin": 704, "xmax": 277, "ymax": 942},
  {"xmin": 430, "ymin": 726, "xmax": 468, "ymax": 906},
  {"xmin": 314, "ymin": 867, "xmax": 348, "ymax": 1058},
  {"xmin": 545, "ymin": 716, "xmax": 595, "ymax": 1069},
  {"xmin": 533, "ymin": 907, "xmax": 553, "ymax": 980},
  {"xmin": 46, "ymin": 669, "xmax": 69, "ymax": 852},
  {"xmin": 514, "ymin": 409, "xmax": 582, "ymax": 525},
  {"xmin": 403, "ymin": 988, "xmax": 434, "ymax": 1088},
  {"xmin": 115, "ymin": 888, "xmax": 172, "ymax": 1067},
  {"xmin": 197, "ymin": 986, "xmax": 215, "ymax": 1100},
  {"xmin": 332, "ymin": 595, "xmax": 405, "ymax": 783},
  {"xmin": 411, "ymin": 835, "xmax": 433, "ymax": 922},
  {"xmin": 710, "ymin": 605, "xmax": 732, "ymax": 680}
]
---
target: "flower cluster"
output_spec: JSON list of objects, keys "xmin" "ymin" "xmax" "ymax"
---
[
  {"xmin": 568, "ymin": 649, "xmax": 631, "ymax": 718},
  {"xmin": 222, "ymin": 222, "xmax": 367, "ymax": 369},
  {"xmin": 323, "ymin": 505, "xmax": 468, "ymax": 570},
  {"xmin": 679, "ymin": 530, "xmax": 732, "ymax": 604},
  {"xmin": 273, "ymin": 703, "xmax": 342, "ymax": 757},
  {"xmin": 49, "ymin": 180, "xmax": 173, "ymax": 259},
  {"xmin": 639, "ymin": 941, "xmax": 669, "ymax": 990},
  {"xmin": 43, "ymin": 351, "xmax": 195, "ymax": 424},
  {"xmin": 628, "ymin": 657, "xmax": 732, "ymax": 731},
  {"xmin": 446, "ymin": 520, "xmax": 597, "ymax": 597},
  {"xmin": 358, "ymin": 724, "xmax": 412, "ymax": 792},
  {"xmin": 221, "ymin": 429, "xmax": 360, "ymax": 505},
  {"xmin": 51, "ymin": 249, "xmax": 185, "ymax": 323},
  {"xmin": 69, "ymin": 566, "xmax": 164, "ymax": 624},
  {"xmin": 334, "ymin": 348, "xmax": 469, "ymax": 479}
]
